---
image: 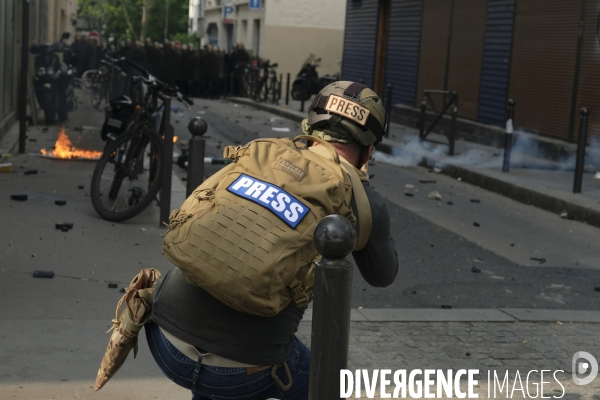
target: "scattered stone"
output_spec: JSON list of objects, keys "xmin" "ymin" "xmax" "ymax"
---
[
  {"xmin": 405, "ymin": 184, "xmax": 415, "ymax": 189},
  {"xmin": 29, "ymin": 138, "xmax": 37, "ymax": 142},
  {"xmin": 181, "ymin": 177, "xmax": 187, "ymax": 181},
  {"xmin": 55, "ymin": 200, "xmax": 67, "ymax": 206},
  {"xmin": 427, "ymin": 190, "xmax": 442, "ymax": 200},
  {"xmin": 594, "ymin": 172, "xmax": 600, "ymax": 180},
  {"xmin": 594, "ymin": 286, "xmax": 600, "ymax": 292},
  {"xmin": 55, "ymin": 223, "xmax": 73, "ymax": 230},
  {"xmin": 411, "ymin": 291, "xmax": 417, "ymax": 294},
  {"xmin": 473, "ymin": 222, "xmax": 480, "ymax": 227},
  {"xmin": 78, "ymin": 185, "xmax": 84, "ymax": 189},
  {"xmin": 470, "ymin": 199, "xmax": 480, "ymax": 203},
  {"xmin": 419, "ymin": 180, "xmax": 436, "ymax": 184},
  {"xmin": 471, "ymin": 266, "xmax": 481, "ymax": 273},
  {"xmin": 108, "ymin": 282, "xmax": 118, "ymax": 289},
  {"xmin": 119, "ymin": 288, "xmax": 126, "ymax": 293},
  {"xmin": 140, "ymin": 228, "xmax": 147, "ymax": 232},
  {"xmin": 441, "ymin": 305, "xmax": 452, "ymax": 309},
  {"xmin": 368, "ymin": 174, "xmax": 375, "ymax": 179},
  {"xmin": 33, "ymin": 270, "xmax": 54, "ymax": 278},
  {"xmin": 466, "ymin": 353, "xmax": 471, "ymax": 357},
  {"xmin": 24, "ymin": 169, "xmax": 38, "ymax": 175},
  {"xmin": 433, "ymin": 168, "xmax": 442, "ymax": 173},
  {"xmin": 447, "ymin": 201, "xmax": 453, "ymax": 205},
  {"xmin": 10, "ymin": 194, "xmax": 28, "ymax": 201},
  {"xmin": 404, "ymin": 192, "xmax": 414, "ymax": 197},
  {"xmin": 530, "ymin": 257, "xmax": 546, "ymax": 264},
  {"xmin": 510, "ymin": 243, "xmax": 515, "ymax": 247},
  {"xmin": 559, "ymin": 210, "xmax": 568, "ymax": 219}
]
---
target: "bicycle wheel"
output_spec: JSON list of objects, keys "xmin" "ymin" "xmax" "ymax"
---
[
  {"xmin": 91, "ymin": 80, "xmax": 104, "ymax": 110},
  {"xmin": 90, "ymin": 126, "xmax": 163, "ymax": 222}
]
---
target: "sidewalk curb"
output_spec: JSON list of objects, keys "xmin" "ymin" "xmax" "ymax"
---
[
  {"xmin": 228, "ymin": 97, "xmax": 600, "ymax": 230},
  {"xmin": 300, "ymin": 308, "xmax": 600, "ymax": 323}
]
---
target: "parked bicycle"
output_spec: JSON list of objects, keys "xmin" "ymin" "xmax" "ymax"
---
[
  {"xmin": 90, "ymin": 59, "xmax": 193, "ymax": 222},
  {"xmin": 88, "ymin": 56, "xmax": 128, "ymax": 110},
  {"xmin": 241, "ymin": 61, "xmax": 280, "ymax": 103}
]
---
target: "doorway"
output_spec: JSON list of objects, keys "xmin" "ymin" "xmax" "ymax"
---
[{"xmin": 374, "ymin": 0, "xmax": 390, "ymax": 96}]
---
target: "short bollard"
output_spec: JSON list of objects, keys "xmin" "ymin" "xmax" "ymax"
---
[
  {"xmin": 186, "ymin": 117, "xmax": 208, "ymax": 197},
  {"xmin": 502, "ymin": 99, "xmax": 516, "ymax": 173},
  {"xmin": 385, "ymin": 84, "xmax": 393, "ymax": 137},
  {"xmin": 309, "ymin": 215, "xmax": 357, "ymax": 400},
  {"xmin": 285, "ymin": 73, "xmax": 290, "ymax": 106},
  {"xmin": 300, "ymin": 98, "xmax": 305, "ymax": 113},
  {"xmin": 449, "ymin": 105, "xmax": 457, "ymax": 156},
  {"xmin": 419, "ymin": 100, "xmax": 427, "ymax": 140},
  {"xmin": 573, "ymin": 107, "xmax": 589, "ymax": 194}
]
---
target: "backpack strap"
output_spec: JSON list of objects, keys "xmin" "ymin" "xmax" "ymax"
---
[
  {"xmin": 339, "ymin": 159, "xmax": 372, "ymax": 251},
  {"xmin": 307, "ymin": 144, "xmax": 372, "ymax": 251}
]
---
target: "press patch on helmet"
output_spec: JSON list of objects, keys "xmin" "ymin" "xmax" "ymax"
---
[
  {"xmin": 274, "ymin": 158, "xmax": 307, "ymax": 182},
  {"xmin": 324, "ymin": 94, "xmax": 370, "ymax": 126},
  {"xmin": 227, "ymin": 174, "xmax": 309, "ymax": 228}
]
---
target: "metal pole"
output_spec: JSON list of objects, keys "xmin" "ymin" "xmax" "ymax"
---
[
  {"xmin": 164, "ymin": 0, "xmax": 169, "ymax": 40},
  {"xmin": 159, "ymin": 97, "xmax": 174, "ymax": 227},
  {"xmin": 449, "ymin": 103, "xmax": 457, "ymax": 156},
  {"xmin": 229, "ymin": 72, "xmax": 233, "ymax": 96},
  {"xmin": 308, "ymin": 215, "xmax": 356, "ymax": 400},
  {"xmin": 300, "ymin": 98, "xmax": 305, "ymax": 113},
  {"xmin": 573, "ymin": 107, "xmax": 589, "ymax": 194},
  {"xmin": 186, "ymin": 117, "xmax": 208, "ymax": 197},
  {"xmin": 385, "ymin": 84, "xmax": 392, "ymax": 137},
  {"xmin": 502, "ymin": 99, "xmax": 515, "ymax": 173},
  {"xmin": 419, "ymin": 99, "xmax": 427, "ymax": 141},
  {"xmin": 285, "ymin": 73, "xmax": 290, "ymax": 105},
  {"xmin": 278, "ymin": 73, "xmax": 282, "ymax": 103},
  {"xmin": 18, "ymin": 0, "xmax": 30, "ymax": 154}
]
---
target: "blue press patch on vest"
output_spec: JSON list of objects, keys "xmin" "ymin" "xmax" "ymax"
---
[{"xmin": 227, "ymin": 174, "xmax": 309, "ymax": 228}]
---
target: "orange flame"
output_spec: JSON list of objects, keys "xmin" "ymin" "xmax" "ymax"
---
[
  {"xmin": 173, "ymin": 136, "xmax": 178, "ymax": 143},
  {"xmin": 40, "ymin": 127, "xmax": 103, "ymax": 160}
]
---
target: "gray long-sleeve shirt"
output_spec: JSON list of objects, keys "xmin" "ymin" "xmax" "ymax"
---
[{"xmin": 151, "ymin": 183, "xmax": 398, "ymax": 365}]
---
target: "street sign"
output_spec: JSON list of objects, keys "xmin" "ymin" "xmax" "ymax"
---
[
  {"xmin": 249, "ymin": 0, "xmax": 261, "ymax": 10},
  {"xmin": 222, "ymin": 5, "xmax": 235, "ymax": 24}
]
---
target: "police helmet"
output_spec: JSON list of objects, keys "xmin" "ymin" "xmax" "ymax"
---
[{"xmin": 306, "ymin": 81, "xmax": 387, "ymax": 147}]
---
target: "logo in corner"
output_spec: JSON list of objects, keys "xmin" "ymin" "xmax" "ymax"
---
[{"xmin": 572, "ymin": 351, "xmax": 598, "ymax": 385}]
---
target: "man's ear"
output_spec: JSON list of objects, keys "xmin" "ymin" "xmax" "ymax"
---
[{"xmin": 358, "ymin": 145, "xmax": 374, "ymax": 168}]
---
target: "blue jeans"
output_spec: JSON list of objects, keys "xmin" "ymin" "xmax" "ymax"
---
[{"xmin": 144, "ymin": 323, "xmax": 310, "ymax": 399}]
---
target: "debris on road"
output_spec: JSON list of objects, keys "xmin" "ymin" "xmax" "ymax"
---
[
  {"xmin": 441, "ymin": 305, "xmax": 452, "ymax": 309},
  {"xmin": 120, "ymin": 288, "xmax": 126, "ymax": 293},
  {"xmin": 0, "ymin": 163, "xmax": 13, "ymax": 173},
  {"xmin": 272, "ymin": 127, "xmax": 290, "ymax": 132},
  {"xmin": 267, "ymin": 116, "xmax": 280, "ymax": 123},
  {"xmin": 33, "ymin": 270, "xmax": 54, "ymax": 278},
  {"xmin": 428, "ymin": 190, "xmax": 442, "ymax": 200},
  {"xmin": 473, "ymin": 222, "xmax": 480, "ymax": 227},
  {"xmin": 419, "ymin": 180, "xmax": 436, "ymax": 184},
  {"xmin": 447, "ymin": 201, "xmax": 453, "ymax": 205},
  {"xmin": 594, "ymin": 171, "xmax": 600, "ymax": 180},
  {"xmin": 404, "ymin": 192, "xmax": 414, "ymax": 197},
  {"xmin": 108, "ymin": 282, "xmax": 118, "ymax": 289},
  {"xmin": 11, "ymin": 194, "xmax": 28, "ymax": 201},
  {"xmin": 405, "ymin": 184, "xmax": 415, "ymax": 189},
  {"xmin": 559, "ymin": 210, "xmax": 568, "ymax": 219},
  {"xmin": 470, "ymin": 199, "xmax": 481, "ymax": 203},
  {"xmin": 594, "ymin": 286, "xmax": 600, "ymax": 292},
  {"xmin": 530, "ymin": 257, "xmax": 546, "ymax": 264},
  {"xmin": 55, "ymin": 223, "xmax": 73, "ymax": 231},
  {"xmin": 433, "ymin": 168, "xmax": 442, "ymax": 173},
  {"xmin": 471, "ymin": 266, "xmax": 481, "ymax": 273},
  {"xmin": 55, "ymin": 200, "xmax": 66, "ymax": 206},
  {"xmin": 78, "ymin": 185, "xmax": 84, "ymax": 189},
  {"xmin": 140, "ymin": 228, "xmax": 147, "ymax": 232},
  {"xmin": 24, "ymin": 169, "xmax": 38, "ymax": 175}
]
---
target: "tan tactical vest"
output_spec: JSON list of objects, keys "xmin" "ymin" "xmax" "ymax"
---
[{"xmin": 162, "ymin": 135, "xmax": 371, "ymax": 317}]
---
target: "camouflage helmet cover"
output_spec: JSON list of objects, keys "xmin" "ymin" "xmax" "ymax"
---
[{"xmin": 305, "ymin": 81, "xmax": 387, "ymax": 146}]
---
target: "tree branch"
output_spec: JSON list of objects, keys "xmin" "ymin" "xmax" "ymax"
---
[{"xmin": 117, "ymin": 0, "xmax": 139, "ymax": 41}]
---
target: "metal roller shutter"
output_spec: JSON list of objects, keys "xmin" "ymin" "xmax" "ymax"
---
[
  {"xmin": 574, "ymin": 0, "xmax": 600, "ymax": 142},
  {"xmin": 508, "ymin": 0, "xmax": 580, "ymax": 140},
  {"xmin": 477, "ymin": 0, "xmax": 515, "ymax": 127},
  {"xmin": 384, "ymin": 0, "xmax": 422, "ymax": 107},
  {"xmin": 446, "ymin": 0, "xmax": 487, "ymax": 120},
  {"xmin": 341, "ymin": 0, "xmax": 379, "ymax": 88},
  {"xmin": 416, "ymin": 0, "xmax": 453, "ymax": 108}
]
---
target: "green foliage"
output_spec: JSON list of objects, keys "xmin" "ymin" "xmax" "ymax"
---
[{"xmin": 77, "ymin": 0, "xmax": 190, "ymax": 42}]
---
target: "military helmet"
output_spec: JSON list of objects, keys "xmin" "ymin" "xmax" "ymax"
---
[{"xmin": 306, "ymin": 81, "xmax": 387, "ymax": 146}]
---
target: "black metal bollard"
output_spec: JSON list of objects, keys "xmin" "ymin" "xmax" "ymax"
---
[
  {"xmin": 285, "ymin": 73, "xmax": 290, "ymax": 106},
  {"xmin": 186, "ymin": 117, "xmax": 208, "ymax": 197},
  {"xmin": 449, "ymin": 104, "xmax": 457, "ymax": 156},
  {"xmin": 229, "ymin": 73, "xmax": 234, "ymax": 96},
  {"xmin": 301, "ymin": 98, "xmax": 305, "ymax": 113},
  {"xmin": 502, "ymin": 99, "xmax": 516, "ymax": 173},
  {"xmin": 159, "ymin": 97, "xmax": 175, "ymax": 227},
  {"xmin": 278, "ymin": 73, "xmax": 282, "ymax": 103},
  {"xmin": 385, "ymin": 84, "xmax": 393, "ymax": 137},
  {"xmin": 308, "ymin": 215, "xmax": 356, "ymax": 400},
  {"xmin": 573, "ymin": 107, "xmax": 589, "ymax": 194},
  {"xmin": 419, "ymin": 100, "xmax": 427, "ymax": 140}
]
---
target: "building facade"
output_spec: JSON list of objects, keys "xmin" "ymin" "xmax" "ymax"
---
[
  {"xmin": 0, "ymin": 0, "xmax": 77, "ymax": 137},
  {"xmin": 342, "ymin": 0, "xmax": 600, "ymax": 142},
  {"xmin": 201, "ymin": 0, "xmax": 346, "ymax": 86}
]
